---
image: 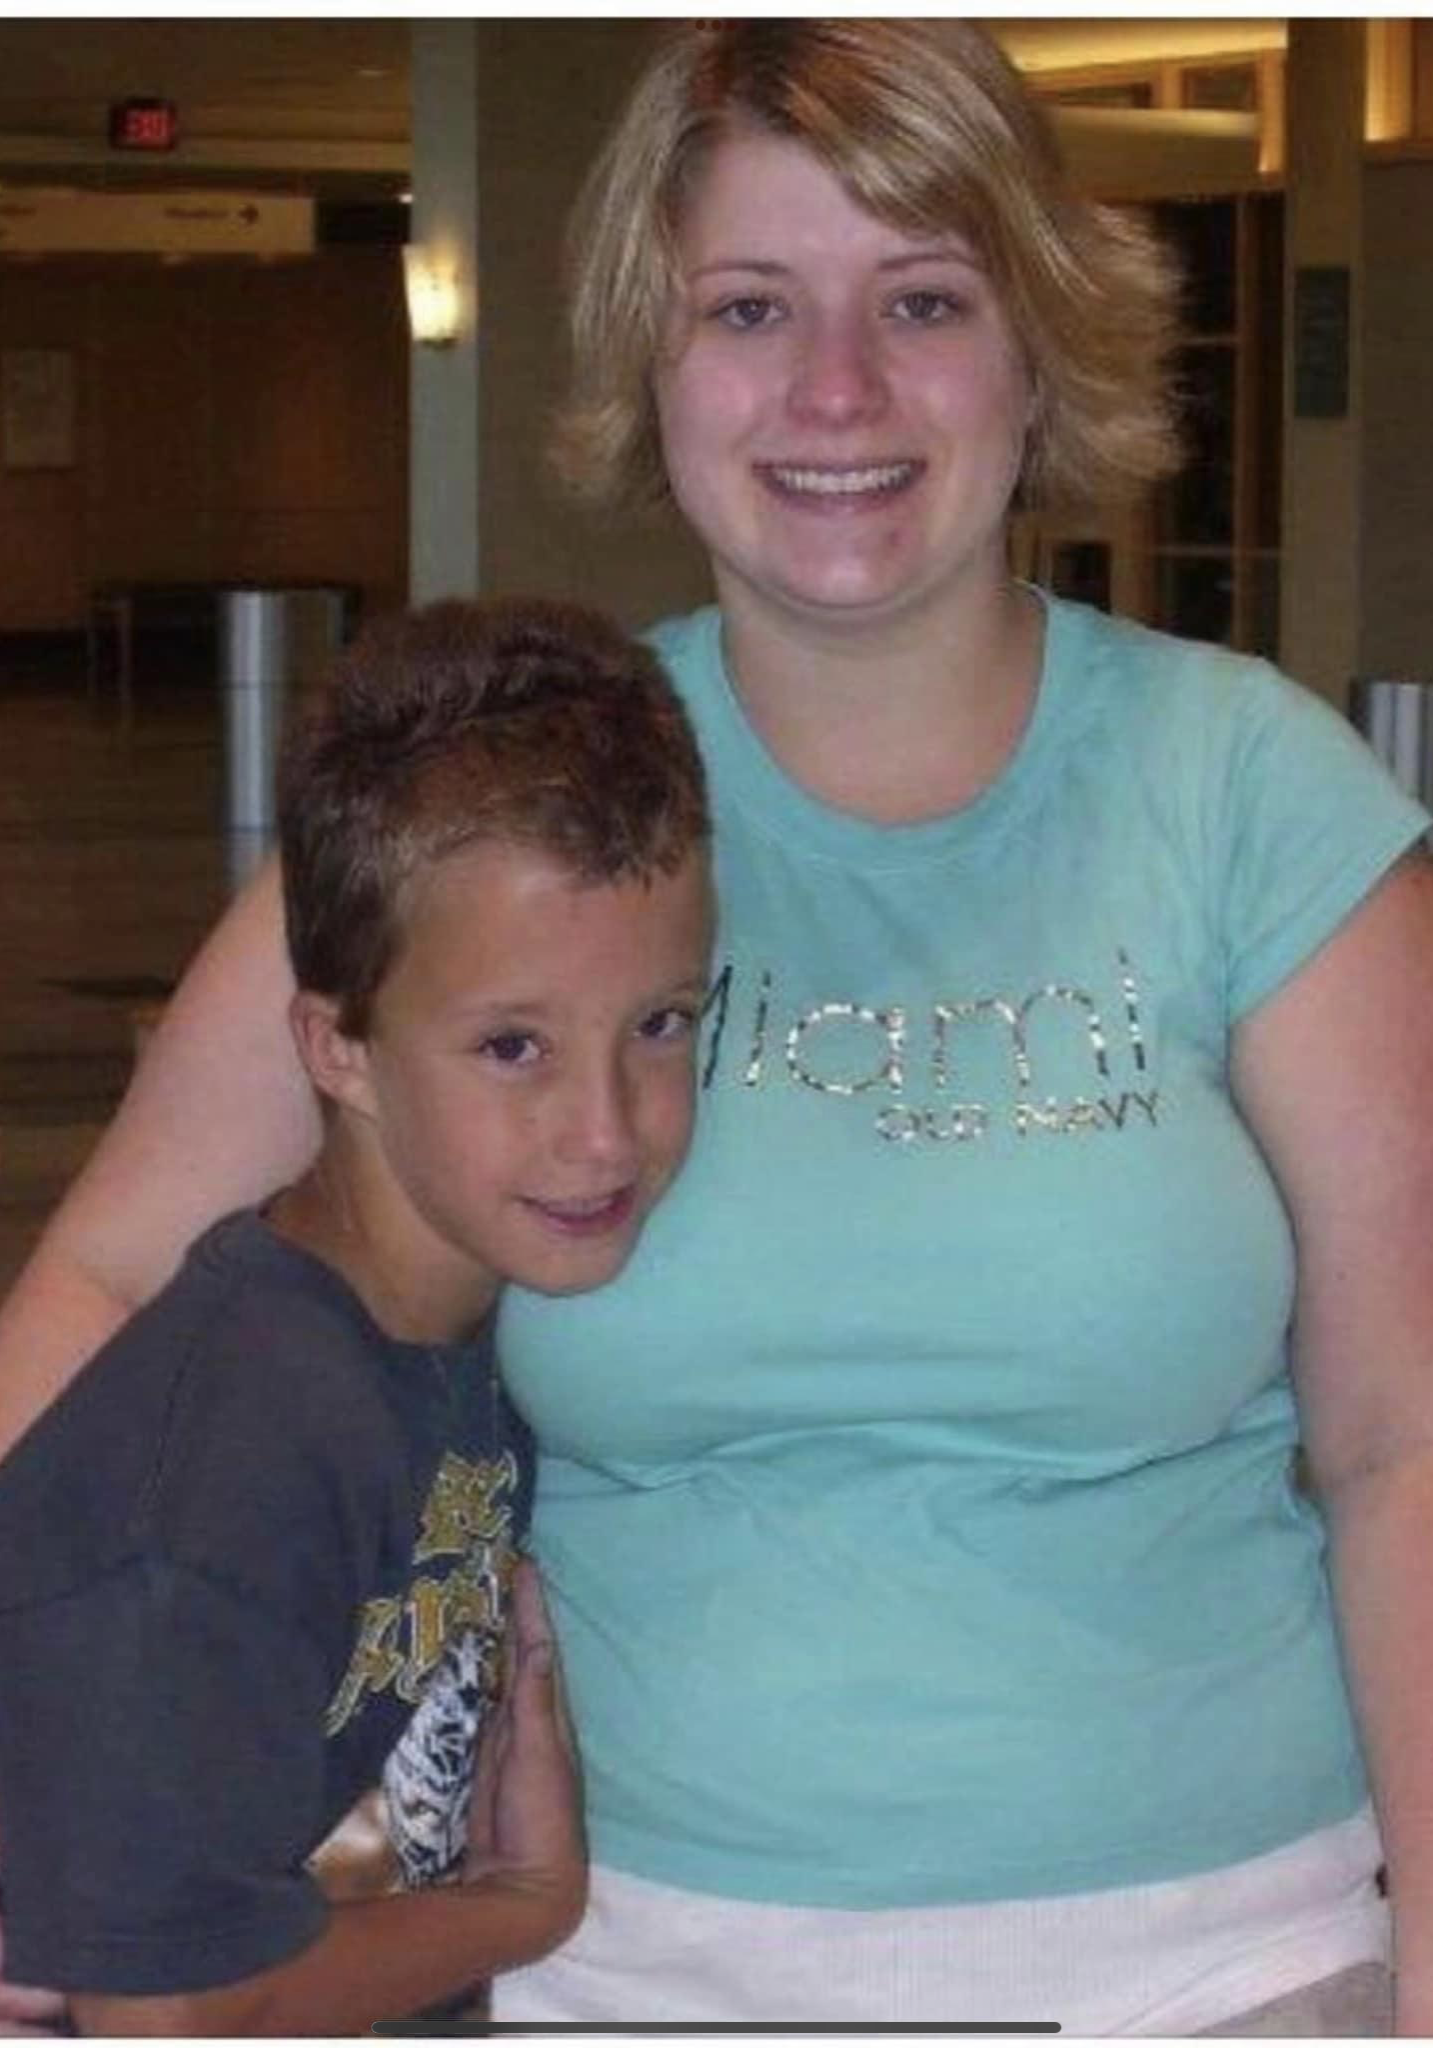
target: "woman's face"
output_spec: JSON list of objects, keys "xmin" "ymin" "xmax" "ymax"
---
[{"xmin": 654, "ymin": 126, "xmax": 1034, "ymax": 638}]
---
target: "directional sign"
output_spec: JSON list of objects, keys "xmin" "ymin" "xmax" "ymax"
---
[{"xmin": 0, "ymin": 189, "xmax": 315, "ymax": 256}]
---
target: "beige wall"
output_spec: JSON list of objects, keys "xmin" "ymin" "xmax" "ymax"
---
[{"xmin": 0, "ymin": 246, "xmax": 407, "ymax": 632}]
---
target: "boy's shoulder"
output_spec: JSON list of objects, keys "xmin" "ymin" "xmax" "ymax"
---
[{"xmin": 0, "ymin": 1209, "xmax": 421, "ymax": 1615}]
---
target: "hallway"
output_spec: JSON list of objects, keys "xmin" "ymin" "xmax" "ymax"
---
[{"xmin": 0, "ymin": 643, "xmax": 228, "ymax": 1293}]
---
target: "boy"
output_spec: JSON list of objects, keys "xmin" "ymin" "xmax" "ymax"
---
[{"xmin": 0, "ymin": 599, "xmax": 713, "ymax": 2034}]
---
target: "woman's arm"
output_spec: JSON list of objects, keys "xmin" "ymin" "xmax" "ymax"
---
[
  {"xmin": 70, "ymin": 1561, "xmax": 586, "ymax": 2037},
  {"xmin": 0, "ymin": 859, "xmax": 320, "ymax": 1459},
  {"xmin": 1231, "ymin": 850, "xmax": 1433, "ymax": 2038}
]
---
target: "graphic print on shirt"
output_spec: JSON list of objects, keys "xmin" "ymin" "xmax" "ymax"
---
[
  {"xmin": 314, "ymin": 1444, "xmax": 523, "ymax": 1895},
  {"xmin": 701, "ymin": 946, "xmax": 1163, "ymax": 1147},
  {"xmin": 382, "ymin": 1627, "xmax": 487, "ymax": 1885}
]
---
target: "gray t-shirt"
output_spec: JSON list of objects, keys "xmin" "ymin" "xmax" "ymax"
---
[{"xmin": 0, "ymin": 1209, "xmax": 531, "ymax": 1996}]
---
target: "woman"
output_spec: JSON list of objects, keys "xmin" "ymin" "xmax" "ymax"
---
[{"xmin": 4, "ymin": 20, "xmax": 1433, "ymax": 2035}]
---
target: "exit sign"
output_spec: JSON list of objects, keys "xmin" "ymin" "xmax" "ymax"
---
[{"xmin": 108, "ymin": 98, "xmax": 179, "ymax": 153}]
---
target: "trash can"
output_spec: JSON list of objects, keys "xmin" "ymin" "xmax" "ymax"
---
[
  {"xmin": 219, "ymin": 585, "xmax": 354, "ymax": 888},
  {"xmin": 1349, "ymin": 677, "xmax": 1433, "ymax": 810}
]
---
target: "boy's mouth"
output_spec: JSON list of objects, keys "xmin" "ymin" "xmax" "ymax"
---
[{"xmin": 523, "ymin": 1186, "xmax": 637, "ymax": 1236}]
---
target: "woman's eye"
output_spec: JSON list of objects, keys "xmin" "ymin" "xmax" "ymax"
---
[
  {"xmin": 638, "ymin": 1004, "xmax": 697, "ymax": 1044},
  {"xmin": 711, "ymin": 295, "xmax": 783, "ymax": 332},
  {"xmin": 478, "ymin": 1031, "xmax": 542, "ymax": 1067},
  {"xmin": 888, "ymin": 288, "xmax": 966, "ymax": 325}
]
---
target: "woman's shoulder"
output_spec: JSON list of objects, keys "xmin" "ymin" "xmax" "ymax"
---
[
  {"xmin": 1047, "ymin": 593, "xmax": 1278, "ymax": 702},
  {"xmin": 1044, "ymin": 593, "xmax": 1357, "ymax": 768}
]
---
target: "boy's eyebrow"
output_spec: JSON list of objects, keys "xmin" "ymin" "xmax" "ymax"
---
[
  {"xmin": 444, "ymin": 994, "xmax": 550, "ymax": 1019},
  {"xmin": 444, "ymin": 973, "xmax": 713, "ymax": 1020}
]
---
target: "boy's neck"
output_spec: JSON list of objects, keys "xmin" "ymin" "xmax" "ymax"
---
[{"xmin": 265, "ymin": 1137, "xmax": 499, "ymax": 1347}]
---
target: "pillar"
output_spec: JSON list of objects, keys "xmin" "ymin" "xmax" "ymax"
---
[
  {"xmin": 407, "ymin": 21, "xmax": 711, "ymax": 628},
  {"xmin": 1278, "ymin": 21, "xmax": 1365, "ymax": 704},
  {"xmin": 408, "ymin": 22, "xmax": 481, "ymax": 603}
]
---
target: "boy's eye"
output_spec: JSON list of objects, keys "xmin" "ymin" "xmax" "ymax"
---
[
  {"xmin": 638, "ymin": 1004, "xmax": 697, "ymax": 1044},
  {"xmin": 478, "ymin": 1031, "xmax": 542, "ymax": 1067},
  {"xmin": 711, "ymin": 294, "xmax": 783, "ymax": 332}
]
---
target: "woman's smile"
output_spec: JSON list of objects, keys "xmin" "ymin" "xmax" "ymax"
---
[{"xmin": 756, "ymin": 459, "xmax": 924, "ymax": 505}]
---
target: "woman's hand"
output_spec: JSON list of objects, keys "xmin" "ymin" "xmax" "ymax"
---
[{"xmin": 465, "ymin": 1557, "xmax": 587, "ymax": 1943}]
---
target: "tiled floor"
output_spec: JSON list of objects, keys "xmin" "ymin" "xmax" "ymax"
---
[{"xmin": 0, "ymin": 640, "xmax": 230, "ymax": 1292}]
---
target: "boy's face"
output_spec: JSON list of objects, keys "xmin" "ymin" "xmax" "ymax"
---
[{"xmin": 344, "ymin": 837, "xmax": 713, "ymax": 1309}]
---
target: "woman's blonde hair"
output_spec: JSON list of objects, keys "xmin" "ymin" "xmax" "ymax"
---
[{"xmin": 552, "ymin": 19, "xmax": 1181, "ymax": 514}]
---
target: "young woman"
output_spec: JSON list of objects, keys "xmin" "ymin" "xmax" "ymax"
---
[{"xmin": 4, "ymin": 22, "xmax": 1433, "ymax": 2035}]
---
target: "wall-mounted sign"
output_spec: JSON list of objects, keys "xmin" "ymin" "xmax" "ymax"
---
[
  {"xmin": 1293, "ymin": 266, "xmax": 1351, "ymax": 420},
  {"xmin": 0, "ymin": 189, "xmax": 314, "ymax": 257},
  {"xmin": 108, "ymin": 97, "xmax": 179, "ymax": 153}
]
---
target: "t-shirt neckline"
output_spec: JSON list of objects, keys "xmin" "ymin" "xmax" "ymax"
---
[{"xmin": 694, "ymin": 586, "xmax": 1087, "ymax": 870}]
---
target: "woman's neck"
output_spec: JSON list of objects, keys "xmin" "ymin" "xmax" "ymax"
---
[{"xmin": 716, "ymin": 573, "xmax": 1044, "ymax": 825}]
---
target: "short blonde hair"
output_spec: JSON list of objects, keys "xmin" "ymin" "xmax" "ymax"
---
[{"xmin": 553, "ymin": 19, "xmax": 1181, "ymax": 514}]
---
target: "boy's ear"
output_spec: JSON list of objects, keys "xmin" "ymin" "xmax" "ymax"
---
[{"xmin": 288, "ymin": 991, "xmax": 376, "ymax": 1117}]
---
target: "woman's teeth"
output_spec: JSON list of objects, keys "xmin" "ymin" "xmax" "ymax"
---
[{"xmin": 766, "ymin": 462, "xmax": 916, "ymax": 497}]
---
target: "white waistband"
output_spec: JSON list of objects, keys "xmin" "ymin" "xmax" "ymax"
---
[{"xmin": 494, "ymin": 1808, "xmax": 1389, "ymax": 2033}]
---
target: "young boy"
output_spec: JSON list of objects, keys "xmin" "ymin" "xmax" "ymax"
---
[{"xmin": 0, "ymin": 598, "xmax": 713, "ymax": 2034}]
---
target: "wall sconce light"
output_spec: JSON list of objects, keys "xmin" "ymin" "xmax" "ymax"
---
[{"xmin": 403, "ymin": 246, "xmax": 462, "ymax": 348}]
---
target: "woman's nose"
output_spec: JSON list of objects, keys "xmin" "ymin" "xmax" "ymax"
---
[{"xmin": 787, "ymin": 313, "xmax": 889, "ymax": 426}]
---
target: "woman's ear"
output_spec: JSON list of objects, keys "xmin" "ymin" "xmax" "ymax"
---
[{"xmin": 288, "ymin": 991, "xmax": 376, "ymax": 1118}]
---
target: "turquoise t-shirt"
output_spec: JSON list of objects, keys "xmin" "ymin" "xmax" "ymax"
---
[{"xmin": 499, "ymin": 595, "xmax": 1429, "ymax": 1908}]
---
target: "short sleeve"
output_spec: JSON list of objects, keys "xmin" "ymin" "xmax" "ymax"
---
[
  {"xmin": 1222, "ymin": 667, "xmax": 1430, "ymax": 1020},
  {"xmin": 0, "ymin": 1558, "xmax": 332, "ymax": 1996}
]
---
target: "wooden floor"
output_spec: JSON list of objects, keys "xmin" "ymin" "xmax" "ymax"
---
[{"xmin": 0, "ymin": 638, "xmax": 231, "ymax": 1294}]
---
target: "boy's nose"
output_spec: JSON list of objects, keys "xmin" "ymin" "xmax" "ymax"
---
[{"xmin": 552, "ymin": 1060, "xmax": 639, "ymax": 1174}]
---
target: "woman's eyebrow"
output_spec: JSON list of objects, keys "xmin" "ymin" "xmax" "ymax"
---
[
  {"xmin": 684, "ymin": 248, "xmax": 986, "ymax": 282},
  {"xmin": 684, "ymin": 258, "xmax": 789, "ymax": 281},
  {"xmin": 876, "ymin": 246, "xmax": 984, "ymax": 274}
]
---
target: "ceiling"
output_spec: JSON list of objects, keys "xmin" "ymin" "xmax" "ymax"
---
[
  {"xmin": 0, "ymin": 19, "xmax": 410, "ymax": 195},
  {"xmin": 0, "ymin": 18, "xmax": 1286, "ymax": 199},
  {"xmin": 993, "ymin": 17, "xmax": 1284, "ymax": 72},
  {"xmin": 0, "ymin": 19, "xmax": 407, "ymax": 132}
]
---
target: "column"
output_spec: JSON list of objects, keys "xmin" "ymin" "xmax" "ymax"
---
[
  {"xmin": 1278, "ymin": 21, "xmax": 1365, "ymax": 704},
  {"xmin": 408, "ymin": 22, "xmax": 481, "ymax": 603}
]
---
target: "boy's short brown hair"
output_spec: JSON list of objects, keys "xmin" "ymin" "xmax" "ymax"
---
[{"xmin": 278, "ymin": 597, "xmax": 710, "ymax": 1036}]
